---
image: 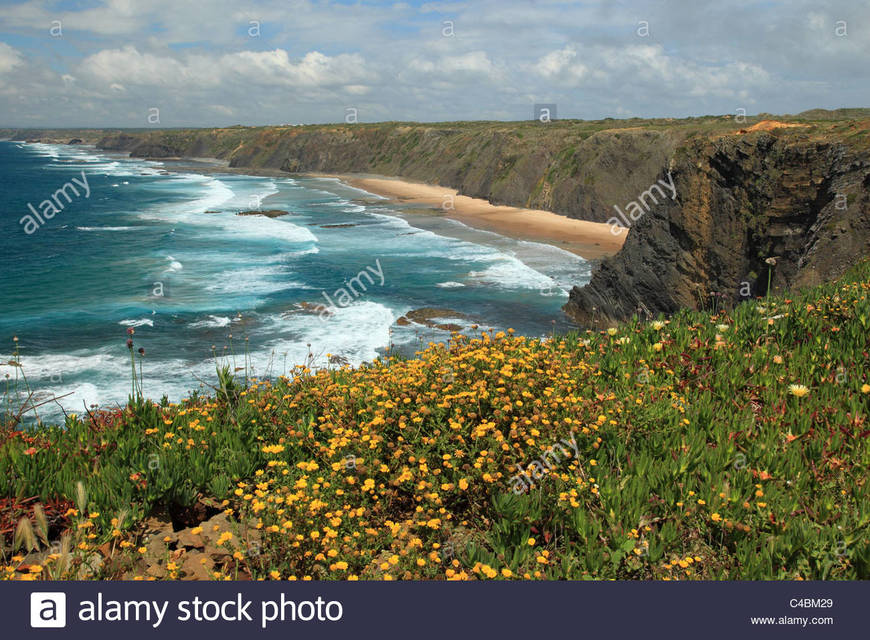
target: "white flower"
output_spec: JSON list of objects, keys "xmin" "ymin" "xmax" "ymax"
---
[{"xmin": 788, "ymin": 384, "xmax": 810, "ymax": 398}]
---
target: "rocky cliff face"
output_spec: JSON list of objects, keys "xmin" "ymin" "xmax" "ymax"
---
[
  {"xmin": 565, "ymin": 128, "xmax": 870, "ymax": 324},
  {"xmin": 41, "ymin": 114, "xmax": 870, "ymax": 325}
]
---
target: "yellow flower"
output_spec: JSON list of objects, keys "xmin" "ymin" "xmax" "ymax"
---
[
  {"xmin": 262, "ymin": 444, "xmax": 285, "ymax": 454},
  {"xmin": 862, "ymin": 384, "xmax": 870, "ymax": 394},
  {"xmin": 190, "ymin": 526, "xmax": 203, "ymax": 535},
  {"xmin": 527, "ymin": 537, "xmax": 536, "ymax": 546},
  {"xmin": 269, "ymin": 570, "xmax": 280, "ymax": 579},
  {"xmin": 711, "ymin": 513, "xmax": 722, "ymax": 522},
  {"xmin": 788, "ymin": 384, "xmax": 809, "ymax": 398},
  {"xmin": 652, "ymin": 342, "xmax": 663, "ymax": 352},
  {"xmin": 458, "ymin": 478, "xmax": 469, "ymax": 491}
]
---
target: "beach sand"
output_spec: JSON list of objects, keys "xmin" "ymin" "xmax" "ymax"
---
[
  {"xmin": 161, "ymin": 159, "xmax": 626, "ymax": 260},
  {"xmin": 317, "ymin": 174, "xmax": 626, "ymax": 260}
]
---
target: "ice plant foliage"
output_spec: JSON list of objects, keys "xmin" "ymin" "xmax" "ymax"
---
[{"xmin": 1, "ymin": 261, "xmax": 869, "ymax": 580}]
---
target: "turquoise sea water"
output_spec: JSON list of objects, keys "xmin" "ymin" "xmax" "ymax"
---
[{"xmin": 0, "ymin": 141, "xmax": 591, "ymax": 420}]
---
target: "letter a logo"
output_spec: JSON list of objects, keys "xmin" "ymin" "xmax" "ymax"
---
[{"xmin": 30, "ymin": 592, "xmax": 67, "ymax": 628}]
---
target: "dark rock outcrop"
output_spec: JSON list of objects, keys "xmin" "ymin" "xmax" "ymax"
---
[
  {"xmin": 236, "ymin": 210, "xmax": 289, "ymax": 218},
  {"xmin": 565, "ymin": 131, "xmax": 870, "ymax": 324}
]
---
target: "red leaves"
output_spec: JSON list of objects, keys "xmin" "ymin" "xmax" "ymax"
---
[{"xmin": 0, "ymin": 495, "xmax": 74, "ymax": 544}]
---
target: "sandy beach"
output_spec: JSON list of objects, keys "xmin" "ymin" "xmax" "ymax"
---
[{"xmin": 315, "ymin": 174, "xmax": 627, "ymax": 260}]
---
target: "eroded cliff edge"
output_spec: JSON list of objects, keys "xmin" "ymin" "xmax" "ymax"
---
[{"xmin": 568, "ymin": 127, "xmax": 870, "ymax": 324}]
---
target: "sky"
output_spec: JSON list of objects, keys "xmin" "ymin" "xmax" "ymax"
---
[{"xmin": 0, "ymin": 0, "xmax": 867, "ymax": 127}]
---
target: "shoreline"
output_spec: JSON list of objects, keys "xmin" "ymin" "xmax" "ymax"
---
[
  {"xmin": 19, "ymin": 141, "xmax": 626, "ymax": 260},
  {"xmin": 307, "ymin": 173, "xmax": 626, "ymax": 260}
]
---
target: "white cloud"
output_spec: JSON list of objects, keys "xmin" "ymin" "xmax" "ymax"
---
[
  {"xmin": 0, "ymin": 0, "xmax": 867, "ymax": 125},
  {"xmin": 534, "ymin": 46, "xmax": 590, "ymax": 84},
  {"xmin": 408, "ymin": 51, "xmax": 495, "ymax": 75},
  {"xmin": 226, "ymin": 50, "xmax": 373, "ymax": 87},
  {"xmin": 533, "ymin": 43, "xmax": 771, "ymax": 99},
  {"xmin": 79, "ymin": 46, "xmax": 195, "ymax": 87},
  {"xmin": 0, "ymin": 43, "xmax": 24, "ymax": 74},
  {"xmin": 77, "ymin": 46, "xmax": 373, "ymax": 90}
]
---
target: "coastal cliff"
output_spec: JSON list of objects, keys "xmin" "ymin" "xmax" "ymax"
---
[
  {"xmin": 568, "ymin": 126, "xmax": 870, "ymax": 324},
  {"xmin": 5, "ymin": 110, "xmax": 869, "ymax": 324},
  {"xmin": 92, "ymin": 120, "xmax": 688, "ymax": 224}
]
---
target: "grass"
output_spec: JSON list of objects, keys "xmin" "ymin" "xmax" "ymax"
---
[{"xmin": 1, "ymin": 260, "xmax": 869, "ymax": 580}]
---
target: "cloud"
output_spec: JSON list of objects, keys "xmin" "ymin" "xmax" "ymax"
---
[
  {"xmin": 0, "ymin": 43, "xmax": 24, "ymax": 74},
  {"xmin": 0, "ymin": 0, "xmax": 867, "ymax": 125},
  {"xmin": 408, "ymin": 51, "xmax": 495, "ymax": 75},
  {"xmin": 77, "ymin": 46, "xmax": 373, "ymax": 90},
  {"xmin": 79, "ymin": 46, "xmax": 196, "ymax": 87},
  {"xmin": 532, "ymin": 43, "xmax": 771, "ymax": 100},
  {"xmin": 226, "ymin": 50, "xmax": 373, "ymax": 87},
  {"xmin": 534, "ymin": 46, "xmax": 591, "ymax": 84}
]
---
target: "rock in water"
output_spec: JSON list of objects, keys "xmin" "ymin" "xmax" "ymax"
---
[{"xmin": 236, "ymin": 209, "xmax": 290, "ymax": 218}]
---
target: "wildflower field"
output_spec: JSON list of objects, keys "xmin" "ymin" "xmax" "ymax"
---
[{"xmin": 2, "ymin": 261, "xmax": 869, "ymax": 581}]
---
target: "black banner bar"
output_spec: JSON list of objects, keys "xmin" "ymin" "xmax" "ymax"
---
[{"xmin": 7, "ymin": 581, "xmax": 864, "ymax": 639}]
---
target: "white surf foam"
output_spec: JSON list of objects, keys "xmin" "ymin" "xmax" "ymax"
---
[
  {"xmin": 164, "ymin": 256, "xmax": 184, "ymax": 273},
  {"xmin": 119, "ymin": 318, "xmax": 154, "ymax": 327},
  {"xmin": 254, "ymin": 300, "xmax": 400, "ymax": 371},
  {"xmin": 205, "ymin": 265, "xmax": 308, "ymax": 296},
  {"xmin": 468, "ymin": 258, "xmax": 565, "ymax": 293},
  {"xmin": 229, "ymin": 214, "xmax": 318, "ymax": 245},
  {"xmin": 189, "ymin": 315, "xmax": 232, "ymax": 329}
]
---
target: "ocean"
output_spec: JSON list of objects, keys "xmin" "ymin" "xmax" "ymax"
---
[{"xmin": 0, "ymin": 141, "xmax": 591, "ymax": 422}]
